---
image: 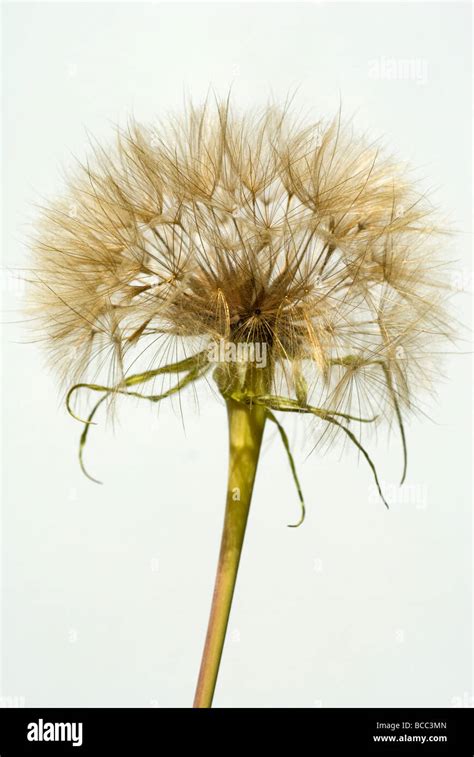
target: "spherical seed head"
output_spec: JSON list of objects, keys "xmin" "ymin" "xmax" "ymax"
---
[{"xmin": 29, "ymin": 99, "xmax": 454, "ymax": 425}]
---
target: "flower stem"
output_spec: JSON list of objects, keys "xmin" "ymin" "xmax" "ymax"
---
[{"xmin": 193, "ymin": 396, "xmax": 267, "ymax": 708}]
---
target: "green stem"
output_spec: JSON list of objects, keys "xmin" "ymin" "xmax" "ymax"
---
[{"xmin": 193, "ymin": 396, "xmax": 267, "ymax": 708}]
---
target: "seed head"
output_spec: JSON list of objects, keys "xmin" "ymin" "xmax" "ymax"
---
[{"xmin": 29, "ymin": 99, "xmax": 453, "ymax": 436}]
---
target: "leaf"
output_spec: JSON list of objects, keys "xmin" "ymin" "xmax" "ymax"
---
[
  {"xmin": 66, "ymin": 351, "xmax": 208, "ymax": 423},
  {"xmin": 79, "ymin": 395, "xmax": 107, "ymax": 484},
  {"xmin": 67, "ymin": 352, "xmax": 210, "ymax": 482},
  {"xmin": 267, "ymin": 411, "xmax": 306, "ymax": 528},
  {"xmin": 252, "ymin": 394, "xmax": 378, "ymax": 424},
  {"xmin": 379, "ymin": 362, "xmax": 408, "ymax": 485},
  {"xmin": 250, "ymin": 393, "xmax": 388, "ymax": 509}
]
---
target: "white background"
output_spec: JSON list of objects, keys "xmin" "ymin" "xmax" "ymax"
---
[{"xmin": 2, "ymin": 1, "xmax": 472, "ymax": 708}]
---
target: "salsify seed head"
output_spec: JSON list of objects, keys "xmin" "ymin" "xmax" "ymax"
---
[{"xmin": 29, "ymin": 99, "xmax": 454, "ymax": 429}]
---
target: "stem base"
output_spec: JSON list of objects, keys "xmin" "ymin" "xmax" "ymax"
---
[{"xmin": 193, "ymin": 397, "xmax": 266, "ymax": 708}]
